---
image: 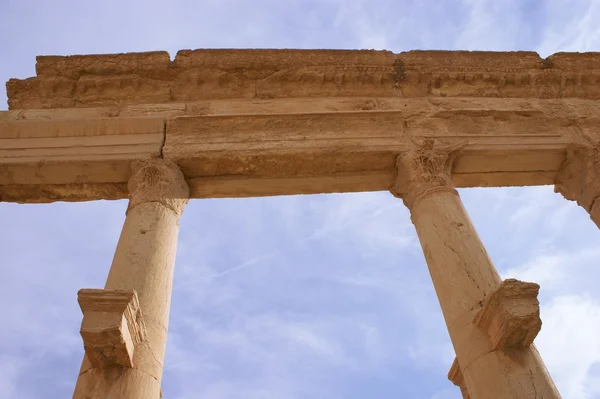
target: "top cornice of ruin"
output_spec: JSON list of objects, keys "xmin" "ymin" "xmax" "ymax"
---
[{"xmin": 6, "ymin": 49, "xmax": 600, "ymax": 109}]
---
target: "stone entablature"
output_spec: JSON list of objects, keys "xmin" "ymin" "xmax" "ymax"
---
[
  {"xmin": 3, "ymin": 49, "xmax": 600, "ymax": 204},
  {"xmin": 1, "ymin": 96, "xmax": 599, "ymax": 203},
  {"xmin": 6, "ymin": 50, "xmax": 600, "ymax": 109},
  {"xmin": 3, "ymin": 48, "xmax": 581, "ymax": 399}
]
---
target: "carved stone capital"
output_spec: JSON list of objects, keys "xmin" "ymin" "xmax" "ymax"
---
[
  {"xmin": 391, "ymin": 138, "xmax": 465, "ymax": 208},
  {"xmin": 555, "ymin": 143, "xmax": 600, "ymax": 227},
  {"xmin": 78, "ymin": 289, "xmax": 146, "ymax": 369},
  {"xmin": 448, "ymin": 358, "xmax": 471, "ymax": 399},
  {"xmin": 474, "ymin": 279, "xmax": 541, "ymax": 351},
  {"xmin": 128, "ymin": 158, "xmax": 190, "ymax": 216}
]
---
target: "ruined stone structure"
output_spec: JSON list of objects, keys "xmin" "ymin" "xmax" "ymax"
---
[{"xmin": 3, "ymin": 48, "xmax": 600, "ymax": 398}]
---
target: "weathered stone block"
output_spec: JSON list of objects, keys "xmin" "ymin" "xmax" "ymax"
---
[
  {"xmin": 77, "ymin": 289, "xmax": 146, "ymax": 369},
  {"xmin": 6, "ymin": 76, "xmax": 76, "ymax": 109},
  {"xmin": 36, "ymin": 51, "xmax": 171, "ymax": 79},
  {"xmin": 7, "ymin": 49, "xmax": 600, "ymax": 109},
  {"xmin": 473, "ymin": 278, "xmax": 541, "ymax": 350},
  {"xmin": 75, "ymin": 75, "xmax": 172, "ymax": 107}
]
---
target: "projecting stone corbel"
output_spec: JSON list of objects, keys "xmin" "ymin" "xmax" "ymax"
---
[
  {"xmin": 77, "ymin": 289, "xmax": 146, "ymax": 368},
  {"xmin": 448, "ymin": 357, "xmax": 471, "ymax": 399},
  {"xmin": 473, "ymin": 279, "xmax": 541, "ymax": 351}
]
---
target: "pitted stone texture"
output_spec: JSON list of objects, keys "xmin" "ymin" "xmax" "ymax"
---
[
  {"xmin": 7, "ymin": 50, "xmax": 600, "ymax": 109},
  {"xmin": 35, "ymin": 51, "xmax": 171, "ymax": 79},
  {"xmin": 474, "ymin": 278, "xmax": 541, "ymax": 351},
  {"xmin": 555, "ymin": 143, "xmax": 600, "ymax": 228},
  {"xmin": 78, "ymin": 289, "xmax": 146, "ymax": 369},
  {"xmin": 74, "ymin": 166, "xmax": 188, "ymax": 398},
  {"xmin": 402, "ymin": 169, "xmax": 559, "ymax": 398},
  {"xmin": 2, "ymin": 97, "xmax": 600, "ymax": 203},
  {"xmin": 128, "ymin": 159, "xmax": 189, "ymax": 216},
  {"xmin": 391, "ymin": 138, "xmax": 465, "ymax": 209}
]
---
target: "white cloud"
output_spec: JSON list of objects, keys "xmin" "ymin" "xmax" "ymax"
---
[
  {"xmin": 505, "ymin": 253, "xmax": 566, "ymax": 289},
  {"xmin": 0, "ymin": 356, "xmax": 24, "ymax": 399},
  {"xmin": 536, "ymin": 295, "xmax": 600, "ymax": 399},
  {"xmin": 0, "ymin": 201, "xmax": 126, "ymax": 397},
  {"xmin": 455, "ymin": 0, "xmax": 525, "ymax": 51},
  {"xmin": 537, "ymin": 0, "xmax": 600, "ymax": 56},
  {"xmin": 502, "ymin": 241, "xmax": 600, "ymax": 398},
  {"xmin": 408, "ymin": 340, "xmax": 455, "ymax": 371}
]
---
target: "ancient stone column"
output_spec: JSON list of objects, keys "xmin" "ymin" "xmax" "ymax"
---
[
  {"xmin": 555, "ymin": 143, "xmax": 600, "ymax": 228},
  {"xmin": 73, "ymin": 159, "xmax": 189, "ymax": 399},
  {"xmin": 391, "ymin": 139, "xmax": 561, "ymax": 399}
]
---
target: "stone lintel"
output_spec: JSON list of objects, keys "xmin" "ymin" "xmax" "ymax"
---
[
  {"xmin": 77, "ymin": 289, "xmax": 146, "ymax": 369},
  {"xmin": 448, "ymin": 358, "xmax": 471, "ymax": 399},
  {"xmin": 4, "ymin": 97, "xmax": 600, "ymax": 203},
  {"xmin": 473, "ymin": 279, "xmax": 541, "ymax": 351}
]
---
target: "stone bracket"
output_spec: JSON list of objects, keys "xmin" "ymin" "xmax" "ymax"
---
[
  {"xmin": 448, "ymin": 357, "xmax": 471, "ymax": 399},
  {"xmin": 77, "ymin": 289, "xmax": 146, "ymax": 369},
  {"xmin": 473, "ymin": 278, "xmax": 541, "ymax": 351}
]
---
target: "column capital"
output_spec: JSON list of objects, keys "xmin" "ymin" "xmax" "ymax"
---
[
  {"xmin": 390, "ymin": 138, "xmax": 465, "ymax": 208},
  {"xmin": 555, "ymin": 143, "xmax": 600, "ymax": 216},
  {"xmin": 128, "ymin": 158, "xmax": 190, "ymax": 216}
]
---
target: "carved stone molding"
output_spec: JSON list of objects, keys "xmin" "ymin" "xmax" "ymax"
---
[
  {"xmin": 555, "ymin": 143, "xmax": 600, "ymax": 228},
  {"xmin": 128, "ymin": 158, "xmax": 190, "ymax": 216},
  {"xmin": 448, "ymin": 358, "xmax": 471, "ymax": 399},
  {"xmin": 391, "ymin": 138, "xmax": 465, "ymax": 208},
  {"xmin": 474, "ymin": 279, "xmax": 541, "ymax": 351},
  {"xmin": 7, "ymin": 50, "xmax": 600, "ymax": 110},
  {"xmin": 77, "ymin": 289, "xmax": 146, "ymax": 369}
]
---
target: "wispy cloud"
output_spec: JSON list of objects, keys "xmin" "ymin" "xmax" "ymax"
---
[
  {"xmin": 537, "ymin": 294, "xmax": 600, "ymax": 399},
  {"xmin": 537, "ymin": 0, "xmax": 600, "ymax": 56}
]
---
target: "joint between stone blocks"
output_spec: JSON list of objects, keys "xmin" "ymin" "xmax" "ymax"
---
[
  {"xmin": 77, "ymin": 289, "xmax": 146, "ymax": 369},
  {"xmin": 473, "ymin": 278, "xmax": 541, "ymax": 351}
]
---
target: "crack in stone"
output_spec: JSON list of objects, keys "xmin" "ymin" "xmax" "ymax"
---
[
  {"xmin": 78, "ymin": 364, "xmax": 161, "ymax": 386},
  {"xmin": 530, "ymin": 369, "xmax": 539, "ymax": 398},
  {"xmin": 159, "ymin": 119, "xmax": 166, "ymax": 158}
]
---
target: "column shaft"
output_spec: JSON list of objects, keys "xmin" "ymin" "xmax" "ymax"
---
[
  {"xmin": 73, "ymin": 159, "xmax": 189, "ymax": 399},
  {"xmin": 393, "ymin": 139, "xmax": 561, "ymax": 398},
  {"xmin": 411, "ymin": 190, "xmax": 559, "ymax": 398}
]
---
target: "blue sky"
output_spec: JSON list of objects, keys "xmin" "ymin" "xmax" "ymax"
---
[{"xmin": 1, "ymin": 1, "xmax": 600, "ymax": 398}]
